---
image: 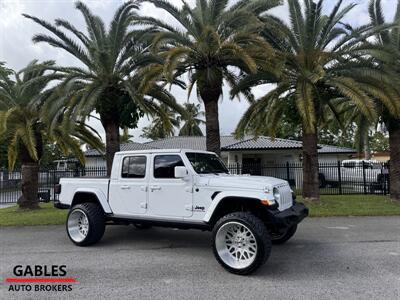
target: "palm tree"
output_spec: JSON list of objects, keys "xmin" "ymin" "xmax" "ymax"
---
[
  {"xmin": 120, "ymin": 127, "xmax": 134, "ymax": 144},
  {"xmin": 369, "ymin": 0, "xmax": 400, "ymax": 201},
  {"xmin": 24, "ymin": 1, "xmax": 183, "ymax": 175},
  {"xmin": 141, "ymin": 104, "xmax": 180, "ymax": 140},
  {"xmin": 179, "ymin": 103, "xmax": 205, "ymax": 136},
  {"xmin": 0, "ymin": 61, "xmax": 103, "ymax": 209},
  {"xmin": 137, "ymin": 0, "xmax": 282, "ymax": 155},
  {"xmin": 234, "ymin": 0, "xmax": 400, "ymax": 201},
  {"xmin": 347, "ymin": 113, "xmax": 374, "ymax": 160},
  {"xmin": 0, "ymin": 62, "xmax": 12, "ymax": 77}
]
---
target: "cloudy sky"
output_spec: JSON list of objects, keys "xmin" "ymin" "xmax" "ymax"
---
[{"xmin": 0, "ymin": 0, "xmax": 396, "ymax": 142}]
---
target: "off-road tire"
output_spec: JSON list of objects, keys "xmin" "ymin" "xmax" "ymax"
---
[
  {"xmin": 66, "ymin": 203, "xmax": 105, "ymax": 246},
  {"xmin": 212, "ymin": 212, "xmax": 272, "ymax": 275},
  {"xmin": 271, "ymin": 225, "xmax": 297, "ymax": 245}
]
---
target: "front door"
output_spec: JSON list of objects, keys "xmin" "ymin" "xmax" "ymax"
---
[
  {"xmin": 109, "ymin": 155, "xmax": 149, "ymax": 216},
  {"xmin": 148, "ymin": 154, "xmax": 193, "ymax": 218}
]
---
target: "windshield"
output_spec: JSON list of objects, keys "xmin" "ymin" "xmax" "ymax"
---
[{"xmin": 186, "ymin": 152, "xmax": 229, "ymax": 175}]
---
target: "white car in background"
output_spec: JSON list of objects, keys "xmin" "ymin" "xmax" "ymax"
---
[{"xmin": 320, "ymin": 159, "xmax": 388, "ymax": 189}]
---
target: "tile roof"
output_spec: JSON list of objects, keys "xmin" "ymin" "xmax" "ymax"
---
[
  {"xmin": 85, "ymin": 142, "xmax": 156, "ymax": 157},
  {"xmin": 144, "ymin": 136, "xmax": 246, "ymax": 151},
  {"xmin": 223, "ymin": 136, "xmax": 303, "ymax": 150},
  {"xmin": 85, "ymin": 136, "xmax": 356, "ymax": 156},
  {"xmin": 318, "ymin": 144, "xmax": 357, "ymax": 154},
  {"xmin": 145, "ymin": 136, "xmax": 313, "ymax": 151}
]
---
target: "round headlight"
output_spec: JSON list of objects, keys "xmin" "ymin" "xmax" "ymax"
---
[{"xmin": 273, "ymin": 187, "xmax": 280, "ymax": 201}]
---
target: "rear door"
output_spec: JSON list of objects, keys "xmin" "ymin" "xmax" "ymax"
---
[
  {"xmin": 109, "ymin": 155, "xmax": 149, "ymax": 216},
  {"xmin": 147, "ymin": 154, "xmax": 193, "ymax": 218}
]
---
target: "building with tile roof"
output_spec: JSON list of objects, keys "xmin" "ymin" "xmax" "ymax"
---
[{"xmin": 84, "ymin": 136, "xmax": 356, "ymax": 168}]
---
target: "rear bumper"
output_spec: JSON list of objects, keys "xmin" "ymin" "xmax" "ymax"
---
[
  {"xmin": 268, "ymin": 202, "xmax": 309, "ymax": 228},
  {"xmin": 54, "ymin": 201, "xmax": 70, "ymax": 209}
]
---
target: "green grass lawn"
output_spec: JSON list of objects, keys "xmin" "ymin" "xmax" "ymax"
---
[
  {"xmin": 0, "ymin": 203, "xmax": 67, "ymax": 226},
  {"xmin": 299, "ymin": 195, "xmax": 400, "ymax": 217},
  {"xmin": 0, "ymin": 195, "xmax": 399, "ymax": 226}
]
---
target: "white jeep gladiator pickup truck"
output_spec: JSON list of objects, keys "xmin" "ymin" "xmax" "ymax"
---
[{"xmin": 54, "ymin": 149, "xmax": 308, "ymax": 275}]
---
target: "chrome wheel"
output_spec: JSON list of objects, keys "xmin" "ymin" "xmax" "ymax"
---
[
  {"xmin": 215, "ymin": 222, "xmax": 258, "ymax": 269},
  {"xmin": 67, "ymin": 209, "xmax": 89, "ymax": 243}
]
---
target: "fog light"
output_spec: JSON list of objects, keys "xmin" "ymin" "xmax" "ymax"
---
[{"xmin": 54, "ymin": 184, "xmax": 62, "ymax": 194}]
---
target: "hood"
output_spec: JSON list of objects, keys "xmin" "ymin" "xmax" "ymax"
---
[{"xmin": 198, "ymin": 174, "xmax": 288, "ymax": 190}]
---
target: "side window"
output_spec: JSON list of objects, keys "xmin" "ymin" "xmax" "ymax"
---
[
  {"xmin": 154, "ymin": 155, "xmax": 184, "ymax": 179},
  {"xmin": 121, "ymin": 156, "xmax": 147, "ymax": 178},
  {"xmin": 343, "ymin": 162, "xmax": 355, "ymax": 168}
]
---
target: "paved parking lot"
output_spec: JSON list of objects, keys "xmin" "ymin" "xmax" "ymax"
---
[{"xmin": 1, "ymin": 216, "xmax": 399, "ymax": 300}]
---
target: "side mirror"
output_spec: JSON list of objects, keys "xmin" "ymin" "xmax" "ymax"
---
[{"xmin": 175, "ymin": 166, "xmax": 188, "ymax": 179}]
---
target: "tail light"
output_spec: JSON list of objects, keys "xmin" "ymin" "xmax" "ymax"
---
[{"xmin": 54, "ymin": 184, "xmax": 62, "ymax": 194}]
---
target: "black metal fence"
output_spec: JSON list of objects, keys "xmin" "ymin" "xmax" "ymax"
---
[
  {"xmin": 0, "ymin": 161, "xmax": 390, "ymax": 204},
  {"xmin": 0, "ymin": 167, "xmax": 107, "ymax": 204},
  {"xmin": 226, "ymin": 161, "xmax": 390, "ymax": 196}
]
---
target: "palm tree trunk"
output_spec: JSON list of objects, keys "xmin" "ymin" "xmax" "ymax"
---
[
  {"xmin": 17, "ymin": 133, "xmax": 43, "ymax": 210},
  {"xmin": 203, "ymin": 99, "xmax": 221, "ymax": 156},
  {"xmin": 388, "ymin": 120, "xmax": 400, "ymax": 201},
  {"xmin": 101, "ymin": 116, "xmax": 120, "ymax": 176},
  {"xmin": 302, "ymin": 132, "xmax": 320, "ymax": 201},
  {"xmin": 18, "ymin": 162, "xmax": 40, "ymax": 209},
  {"xmin": 363, "ymin": 133, "xmax": 371, "ymax": 160},
  {"xmin": 198, "ymin": 72, "xmax": 222, "ymax": 156}
]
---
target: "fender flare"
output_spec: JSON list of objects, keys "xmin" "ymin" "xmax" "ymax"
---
[
  {"xmin": 203, "ymin": 190, "xmax": 272, "ymax": 223},
  {"xmin": 72, "ymin": 188, "xmax": 112, "ymax": 214}
]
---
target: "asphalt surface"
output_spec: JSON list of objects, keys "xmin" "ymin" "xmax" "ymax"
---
[{"xmin": 1, "ymin": 217, "xmax": 399, "ymax": 300}]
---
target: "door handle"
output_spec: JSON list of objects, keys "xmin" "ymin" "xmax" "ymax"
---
[
  {"xmin": 150, "ymin": 185, "xmax": 161, "ymax": 191},
  {"xmin": 121, "ymin": 185, "xmax": 131, "ymax": 190}
]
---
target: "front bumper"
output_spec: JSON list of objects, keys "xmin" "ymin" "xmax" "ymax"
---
[{"xmin": 268, "ymin": 202, "xmax": 309, "ymax": 228}]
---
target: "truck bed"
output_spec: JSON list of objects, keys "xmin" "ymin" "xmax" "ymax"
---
[{"xmin": 58, "ymin": 177, "xmax": 110, "ymax": 207}]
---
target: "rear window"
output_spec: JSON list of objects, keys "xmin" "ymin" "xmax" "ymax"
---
[
  {"xmin": 121, "ymin": 156, "xmax": 147, "ymax": 178},
  {"xmin": 343, "ymin": 162, "xmax": 356, "ymax": 168}
]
